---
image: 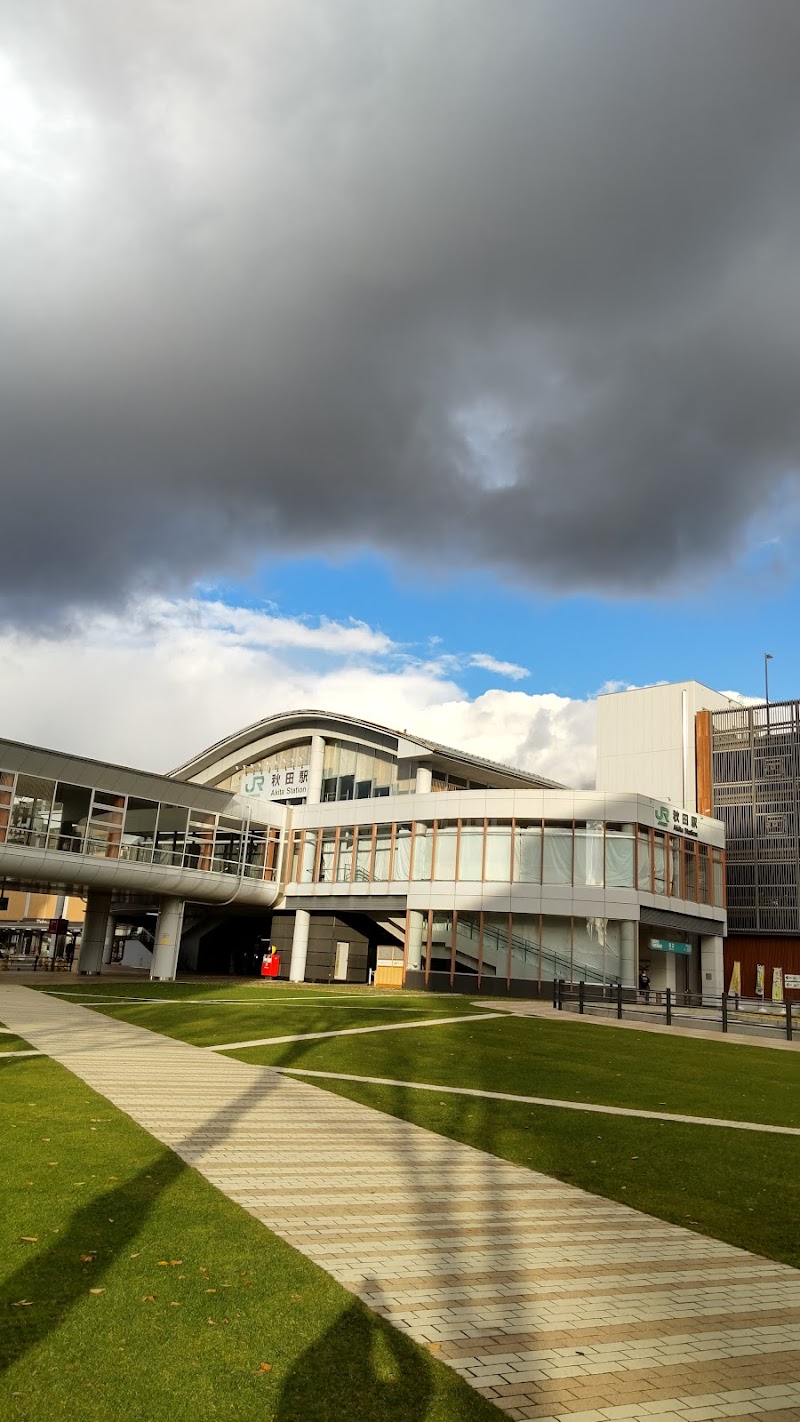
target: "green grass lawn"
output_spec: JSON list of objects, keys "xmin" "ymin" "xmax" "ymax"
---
[
  {"xmin": 228, "ymin": 1008, "xmax": 800, "ymax": 1127},
  {"xmin": 0, "ymin": 1033, "xmax": 36, "ymax": 1054},
  {"xmin": 32, "ymin": 984, "xmax": 800, "ymax": 1271},
  {"xmin": 0, "ymin": 1053, "xmax": 499, "ymax": 1422},
  {"xmin": 37, "ymin": 981, "xmax": 476, "ymax": 1049}
]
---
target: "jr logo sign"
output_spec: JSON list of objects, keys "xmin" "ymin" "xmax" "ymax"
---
[{"xmin": 655, "ymin": 805, "xmax": 670, "ymax": 828}]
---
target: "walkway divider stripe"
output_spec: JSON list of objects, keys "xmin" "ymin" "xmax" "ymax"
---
[
  {"xmin": 275, "ymin": 1066, "xmax": 800, "ymax": 1136},
  {"xmin": 208, "ymin": 1011, "xmax": 503, "ymax": 1051}
]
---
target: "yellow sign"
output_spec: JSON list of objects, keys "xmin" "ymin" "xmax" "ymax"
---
[
  {"xmin": 772, "ymin": 966, "xmax": 784, "ymax": 1002},
  {"xmin": 728, "ymin": 960, "xmax": 741, "ymax": 995}
]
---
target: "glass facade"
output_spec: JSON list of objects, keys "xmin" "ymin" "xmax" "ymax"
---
[
  {"xmin": 0, "ymin": 768, "xmax": 279, "ymax": 880},
  {"xmin": 289, "ymin": 817, "xmax": 724, "ymax": 906}
]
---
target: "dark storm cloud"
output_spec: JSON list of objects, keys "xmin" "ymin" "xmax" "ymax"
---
[{"xmin": 2, "ymin": 0, "xmax": 800, "ymax": 617}]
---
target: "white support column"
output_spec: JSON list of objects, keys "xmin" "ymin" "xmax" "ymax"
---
[
  {"xmin": 700, "ymin": 934, "xmax": 724, "ymax": 998},
  {"xmin": 78, "ymin": 891, "xmax": 113, "ymax": 975},
  {"xmin": 306, "ymin": 735, "xmax": 325, "ymax": 806},
  {"xmin": 102, "ymin": 915, "xmax": 116, "ymax": 965},
  {"xmin": 406, "ymin": 910, "xmax": 425, "ymax": 972},
  {"xmin": 289, "ymin": 909, "xmax": 311, "ymax": 982},
  {"xmin": 416, "ymin": 765, "xmax": 433, "ymax": 795},
  {"xmin": 150, "ymin": 898, "xmax": 185, "ymax": 981},
  {"xmin": 619, "ymin": 919, "xmax": 637, "ymax": 988}
]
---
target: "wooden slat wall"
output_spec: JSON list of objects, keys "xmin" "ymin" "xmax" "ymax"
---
[
  {"xmin": 695, "ymin": 710, "xmax": 713, "ymax": 817},
  {"xmin": 723, "ymin": 935, "xmax": 800, "ymax": 999}
]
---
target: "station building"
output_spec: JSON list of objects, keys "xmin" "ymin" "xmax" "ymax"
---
[
  {"xmin": 598, "ymin": 681, "xmax": 800, "ymax": 999},
  {"xmin": 1, "ymin": 709, "xmax": 726, "ymax": 992}
]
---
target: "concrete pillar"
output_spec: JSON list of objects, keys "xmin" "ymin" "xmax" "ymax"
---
[
  {"xmin": 416, "ymin": 764, "xmax": 433, "ymax": 795},
  {"xmin": 306, "ymin": 735, "xmax": 325, "ymax": 806},
  {"xmin": 79, "ymin": 891, "xmax": 113, "ymax": 975},
  {"xmin": 102, "ymin": 915, "xmax": 116, "ymax": 965},
  {"xmin": 619, "ymin": 919, "xmax": 637, "ymax": 987},
  {"xmin": 150, "ymin": 898, "xmax": 185, "ymax": 981},
  {"xmin": 406, "ymin": 910, "xmax": 425, "ymax": 972},
  {"xmin": 289, "ymin": 909, "xmax": 311, "ymax": 982},
  {"xmin": 701, "ymin": 934, "xmax": 724, "ymax": 998}
]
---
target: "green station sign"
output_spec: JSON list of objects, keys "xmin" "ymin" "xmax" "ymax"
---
[{"xmin": 649, "ymin": 937, "xmax": 691, "ymax": 956}]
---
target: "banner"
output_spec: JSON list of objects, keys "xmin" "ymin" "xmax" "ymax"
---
[
  {"xmin": 772, "ymin": 966, "xmax": 784, "ymax": 1003},
  {"xmin": 728, "ymin": 960, "xmax": 741, "ymax": 995},
  {"xmin": 755, "ymin": 963, "xmax": 765, "ymax": 998}
]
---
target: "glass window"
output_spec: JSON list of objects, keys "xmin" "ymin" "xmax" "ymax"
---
[
  {"xmin": 213, "ymin": 815, "xmax": 242, "ymax": 874},
  {"xmin": 335, "ymin": 824, "xmax": 353, "ymax": 875},
  {"xmin": 318, "ymin": 829, "xmax": 336, "ymax": 882},
  {"xmin": 87, "ymin": 793, "xmax": 126, "ymax": 859},
  {"xmin": 185, "ymin": 812, "xmax": 215, "ymax": 871},
  {"xmin": 668, "ymin": 835, "xmax": 682, "ymax": 897},
  {"xmin": 573, "ymin": 916, "xmax": 621, "ymax": 985},
  {"xmin": 47, "ymin": 782, "xmax": 92, "ymax": 854},
  {"xmin": 542, "ymin": 825, "xmax": 572, "ymax": 885},
  {"xmin": 374, "ymin": 826, "xmax": 392, "ymax": 880},
  {"xmin": 458, "ymin": 820, "xmax": 484, "ymax": 880},
  {"xmin": 482, "ymin": 912, "xmax": 510, "ymax": 978},
  {"xmin": 355, "ymin": 826, "xmax": 373, "ymax": 882},
  {"xmin": 120, "ymin": 797, "xmax": 159, "ymax": 863},
  {"xmin": 574, "ymin": 823, "xmax": 604, "ymax": 887},
  {"xmin": 391, "ymin": 824, "xmax": 412, "ymax": 880},
  {"xmin": 485, "ymin": 821, "xmax": 512, "ymax": 880},
  {"xmin": 411, "ymin": 824, "xmax": 432, "ymax": 880},
  {"xmin": 244, "ymin": 826, "xmax": 270, "ymax": 879},
  {"xmin": 605, "ymin": 825, "xmax": 635, "ymax": 888},
  {"xmin": 683, "ymin": 840, "xmax": 697, "ymax": 901},
  {"xmin": 541, "ymin": 916, "xmax": 572, "ymax": 983},
  {"xmin": 653, "ymin": 830, "xmax": 667, "ymax": 894},
  {"xmin": 434, "ymin": 821, "xmax": 457, "ymax": 880},
  {"xmin": 510, "ymin": 914, "xmax": 540, "ymax": 979},
  {"xmin": 712, "ymin": 848, "xmax": 724, "ymax": 907},
  {"xmin": 430, "ymin": 912, "xmax": 454, "ymax": 966},
  {"xmin": 9, "ymin": 774, "xmax": 55, "ymax": 848},
  {"xmin": 300, "ymin": 830, "xmax": 318, "ymax": 883},
  {"xmin": 336, "ymin": 829, "xmax": 354, "ymax": 882},
  {"xmin": 154, "ymin": 805, "xmax": 189, "ymax": 866},
  {"xmin": 513, "ymin": 822, "xmax": 542, "ymax": 883},
  {"xmin": 698, "ymin": 843, "xmax": 710, "ymax": 904},
  {"xmin": 637, "ymin": 831, "xmax": 652, "ymax": 891},
  {"xmin": 290, "ymin": 831, "xmax": 301, "ymax": 881}
]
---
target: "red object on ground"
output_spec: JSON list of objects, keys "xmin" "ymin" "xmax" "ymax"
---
[{"xmin": 261, "ymin": 953, "xmax": 280, "ymax": 978}]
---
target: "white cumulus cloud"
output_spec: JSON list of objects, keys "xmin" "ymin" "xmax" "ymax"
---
[{"xmin": 0, "ymin": 596, "xmax": 597, "ymax": 785}]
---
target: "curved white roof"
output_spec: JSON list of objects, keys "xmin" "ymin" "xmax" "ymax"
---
[{"xmin": 172, "ymin": 708, "xmax": 566, "ymax": 790}]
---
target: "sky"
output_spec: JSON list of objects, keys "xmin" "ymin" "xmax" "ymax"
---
[{"xmin": 1, "ymin": 1, "xmax": 799, "ymax": 785}]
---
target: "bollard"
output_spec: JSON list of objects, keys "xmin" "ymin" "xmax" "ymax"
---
[
  {"xmin": 578, "ymin": 979, "xmax": 585, "ymax": 1015},
  {"xmin": 617, "ymin": 980, "xmax": 623, "ymax": 1019},
  {"xmin": 787, "ymin": 1001, "xmax": 793, "ymax": 1042},
  {"xmin": 721, "ymin": 992, "xmax": 728, "ymax": 1034},
  {"xmin": 665, "ymin": 987, "xmax": 672, "ymax": 1026}
]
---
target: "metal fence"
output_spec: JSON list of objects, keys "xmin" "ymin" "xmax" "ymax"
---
[{"xmin": 553, "ymin": 980, "xmax": 796, "ymax": 1041}]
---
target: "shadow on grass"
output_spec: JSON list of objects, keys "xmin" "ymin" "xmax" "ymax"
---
[
  {"xmin": 276, "ymin": 1283, "xmax": 433, "ymax": 1422},
  {"xmin": 0, "ymin": 1057, "xmax": 449, "ymax": 1420},
  {"xmin": 0, "ymin": 1148, "xmax": 182, "ymax": 1371}
]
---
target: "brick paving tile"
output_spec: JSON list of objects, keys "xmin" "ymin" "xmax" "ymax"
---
[{"xmin": 2, "ymin": 981, "xmax": 798, "ymax": 1422}]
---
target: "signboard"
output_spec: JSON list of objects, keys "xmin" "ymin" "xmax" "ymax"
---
[
  {"xmin": 654, "ymin": 804, "xmax": 701, "ymax": 840},
  {"xmin": 785, "ymin": 974, "xmax": 800, "ymax": 990},
  {"xmin": 650, "ymin": 937, "xmax": 691, "ymax": 956},
  {"xmin": 241, "ymin": 765, "xmax": 309, "ymax": 801}
]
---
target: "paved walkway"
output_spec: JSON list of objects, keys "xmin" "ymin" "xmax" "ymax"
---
[{"xmin": 2, "ymin": 983, "xmax": 800, "ymax": 1422}]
